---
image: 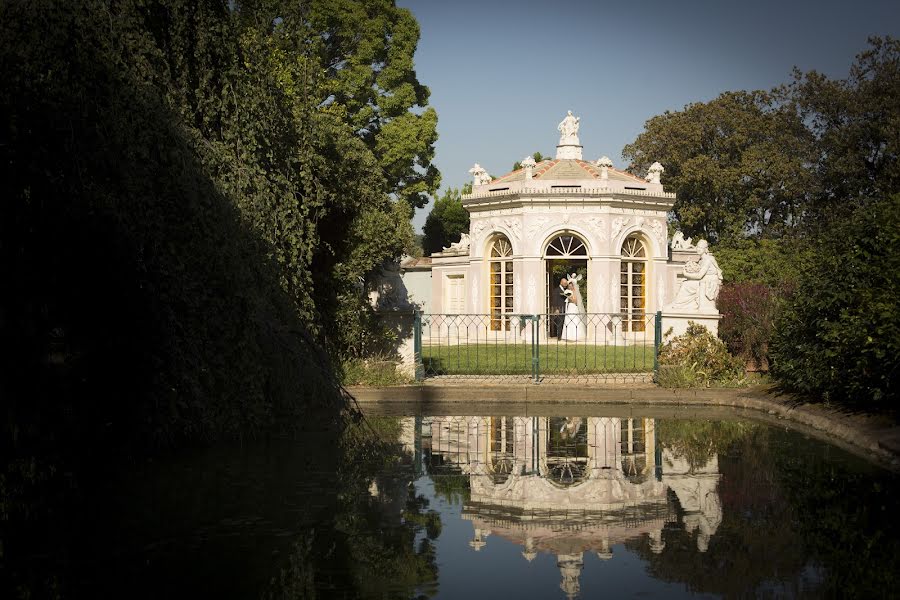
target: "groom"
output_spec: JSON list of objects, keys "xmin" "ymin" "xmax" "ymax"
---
[{"xmin": 550, "ymin": 277, "xmax": 568, "ymax": 338}]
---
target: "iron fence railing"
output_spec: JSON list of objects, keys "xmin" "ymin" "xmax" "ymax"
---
[{"xmin": 413, "ymin": 312, "xmax": 662, "ymax": 383}]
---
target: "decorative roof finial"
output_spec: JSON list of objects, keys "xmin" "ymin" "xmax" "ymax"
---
[
  {"xmin": 647, "ymin": 161, "xmax": 664, "ymax": 184},
  {"xmin": 596, "ymin": 156, "xmax": 613, "ymax": 180},
  {"xmin": 468, "ymin": 163, "xmax": 491, "ymax": 186},
  {"xmin": 521, "ymin": 155, "xmax": 536, "ymax": 180}
]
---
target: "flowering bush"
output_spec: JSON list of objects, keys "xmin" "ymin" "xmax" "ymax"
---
[
  {"xmin": 658, "ymin": 323, "xmax": 746, "ymax": 387},
  {"xmin": 718, "ymin": 283, "xmax": 780, "ymax": 371}
]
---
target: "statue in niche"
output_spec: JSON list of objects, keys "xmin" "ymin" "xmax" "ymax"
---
[
  {"xmin": 664, "ymin": 240, "xmax": 721, "ymax": 312},
  {"xmin": 557, "ymin": 110, "xmax": 580, "ymax": 145},
  {"xmin": 671, "ymin": 231, "xmax": 695, "ymax": 251},
  {"xmin": 442, "ymin": 233, "xmax": 470, "ymax": 253}
]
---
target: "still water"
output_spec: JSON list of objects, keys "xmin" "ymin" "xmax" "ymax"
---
[{"xmin": 4, "ymin": 406, "xmax": 899, "ymax": 598}]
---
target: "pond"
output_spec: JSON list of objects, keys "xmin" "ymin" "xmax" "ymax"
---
[{"xmin": 3, "ymin": 405, "xmax": 899, "ymax": 599}]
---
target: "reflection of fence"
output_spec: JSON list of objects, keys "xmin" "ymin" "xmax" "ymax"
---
[{"xmin": 413, "ymin": 312, "xmax": 662, "ymax": 383}]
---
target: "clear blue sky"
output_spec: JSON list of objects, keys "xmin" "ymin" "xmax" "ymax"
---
[{"xmin": 398, "ymin": 0, "xmax": 900, "ymax": 231}]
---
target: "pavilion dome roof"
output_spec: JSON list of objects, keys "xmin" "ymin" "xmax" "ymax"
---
[{"xmin": 490, "ymin": 159, "xmax": 647, "ymax": 185}]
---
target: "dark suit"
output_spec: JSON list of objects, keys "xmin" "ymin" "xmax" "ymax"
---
[{"xmin": 550, "ymin": 285, "xmax": 567, "ymax": 338}]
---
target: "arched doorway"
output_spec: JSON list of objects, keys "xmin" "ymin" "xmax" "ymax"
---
[
  {"xmin": 544, "ymin": 233, "xmax": 588, "ymax": 315},
  {"xmin": 620, "ymin": 235, "xmax": 647, "ymax": 332}
]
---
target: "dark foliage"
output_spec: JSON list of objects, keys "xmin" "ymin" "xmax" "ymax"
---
[
  {"xmin": 717, "ymin": 283, "xmax": 779, "ymax": 371},
  {"xmin": 770, "ymin": 194, "xmax": 900, "ymax": 409},
  {"xmin": 0, "ymin": 0, "xmax": 436, "ymax": 554},
  {"xmin": 422, "ymin": 185, "xmax": 470, "ymax": 255}
]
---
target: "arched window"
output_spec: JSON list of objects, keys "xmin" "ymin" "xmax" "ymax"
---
[
  {"xmin": 545, "ymin": 417, "xmax": 588, "ymax": 487},
  {"xmin": 489, "ymin": 236, "xmax": 514, "ymax": 331},
  {"xmin": 545, "ymin": 234, "xmax": 587, "ymax": 258},
  {"xmin": 620, "ymin": 236, "xmax": 647, "ymax": 332},
  {"xmin": 620, "ymin": 418, "xmax": 648, "ymax": 483},
  {"xmin": 489, "ymin": 417, "xmax": 516, "ymax": 484}
]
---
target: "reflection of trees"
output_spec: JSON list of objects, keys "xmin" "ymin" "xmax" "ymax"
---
[
  {"xmin": 265, "ymin": 416, "xmax": 441, "ymax": 599},
  {"xmin": 629, "ymin": 424, "xmax": 900, "ymax": 597},
  {"xmin": 431, "ymin": 472, "xmax": 471, "ymax": 505},
  {"xmin": 656, "ymin": 419, "xmax": 755, "ymax": 470}
]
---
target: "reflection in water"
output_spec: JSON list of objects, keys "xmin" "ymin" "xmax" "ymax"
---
[
  {"xmin": 6, "ymin": 412, "xmax": 897, "ymax": 598},
  {"xmin": 411, "ymin": 416, "xmax": 723, "ymax": 598}
]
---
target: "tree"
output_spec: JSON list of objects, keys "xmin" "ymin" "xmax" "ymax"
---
[
  {"xmin": 623, "ymin": 91, "xmax": 815, "ymax": 245},
  {"xmin": 422, "ymin": 185, "xmax": 471, "ymax": 255},
  {"xmin": 788, "ymin": 36, "xmax": 900, "ymax": 230},
  {"xmin": 301, "ymin": 0, "xmax": 441, "ymax": 209}
]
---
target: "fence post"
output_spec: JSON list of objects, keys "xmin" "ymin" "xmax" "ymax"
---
[
  {"xmin": 414, "ymin": 310, "xmax": 424, "ymax": 382},
  {"xmin": 653, "ymin": 311, "xmax": 662, "ymax": 382}
]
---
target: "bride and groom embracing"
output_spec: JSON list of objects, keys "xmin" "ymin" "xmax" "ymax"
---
[{"xmin": 550, "ymin": 273, "xmax": 586, "ymax": 342}]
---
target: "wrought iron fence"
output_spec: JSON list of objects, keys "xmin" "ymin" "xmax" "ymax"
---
[{"xmin": 413, "ymin": 312, "xmax": 662, "ymax": 383}]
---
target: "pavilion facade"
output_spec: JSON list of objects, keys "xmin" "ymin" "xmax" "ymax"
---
[{"xmin": 426, "ymin": 111, "xmax": 720, "ymax": 341}]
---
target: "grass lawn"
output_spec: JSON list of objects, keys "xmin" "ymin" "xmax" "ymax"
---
[{"xmin": 421, "ymin": 343, "xmax": 655, "ymax": 376}]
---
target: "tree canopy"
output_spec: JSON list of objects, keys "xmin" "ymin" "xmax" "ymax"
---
[
  {"xmin": 0, "ymin": 0, "xmax": 437, "ymax": 456},
  {"xmin": 623, "ymin": 91, "xmax": 814, "ymax": 244},
  {"xmin": 422, "ymin": 184, "xmax": 471, "ymax": 255}
]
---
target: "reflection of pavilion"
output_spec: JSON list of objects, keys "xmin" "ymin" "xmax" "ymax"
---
[{"xmin": 418, "ymin": 416, "xmax": 722, "ymax": 599}]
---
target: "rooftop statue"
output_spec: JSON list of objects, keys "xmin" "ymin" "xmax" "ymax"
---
[{"xmin": 557, "ymin": 110, "xmax": 581, "ymax": 145}]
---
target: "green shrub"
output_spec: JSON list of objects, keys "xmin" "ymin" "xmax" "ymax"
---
[
  {"xmin": 770, "ymin": 194, "xmax": 900, "ymax": 410},
  {"xmin": 341, "ymin": 356, "xmax": 413, "ymax": 387},
  {"xmin": 658, "ymin": 323, "xmax": 746, "ymax": 387}
]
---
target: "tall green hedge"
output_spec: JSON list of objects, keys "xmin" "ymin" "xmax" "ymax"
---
[{"xmin": 770, "ymin": 195, "xmax": 900, "ymax": 409}]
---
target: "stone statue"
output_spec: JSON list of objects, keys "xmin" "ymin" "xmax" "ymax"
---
[
  {"xmin": 442, "ymin": 232, "xmax": 470, "ymax": 253},
  {"xmin": 664, "ymin": 240, "xmax": 721, "ymax": 312},
  {"xmin": 671, "ymin": 231, "xmax": 695, "ymax": 251},
  {"xmin": 468, "ymin": 163, "xmax": 492, "ymax": 186},
  {"xmin": 557, "ymin": 110, "xmax": 580, "ymax": 145},
  {"xmin": 368, "ymin": 261, "xmax": 412, "ymax": 311}
]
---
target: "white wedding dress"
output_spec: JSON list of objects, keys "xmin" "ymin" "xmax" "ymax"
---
[{"xmin": 561, "ymin": 299, "xmax": 584, "ymax": 341}]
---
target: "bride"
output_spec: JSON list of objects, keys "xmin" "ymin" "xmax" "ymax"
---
[{"xmin": 561, "ymin": 275, "xmax": 587, "ymax": 341}]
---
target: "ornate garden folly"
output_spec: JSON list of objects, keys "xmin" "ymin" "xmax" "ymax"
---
[{"xmin": 428, "ymin": 111, "xmax": 722, "ymax": 344}]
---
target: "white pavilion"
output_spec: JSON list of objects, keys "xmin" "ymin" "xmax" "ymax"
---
[{"xmin": 425, "ymin": 111, "xmax": 721, "ymax": 340}]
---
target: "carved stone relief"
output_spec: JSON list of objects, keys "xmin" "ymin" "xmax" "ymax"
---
[
  {"xmin": 470, "ymin": 220, "xmax": 487, "ymax": 242},
  {"xmin": 610, "ymin": 279, "xmax": 619, "ymax": 317},
  {"xmin": 611, "ymin": 217, "xmax": 629, "ymax": 239},
  {"xmin": 504, "ymin": 218, "xmax": 522, "ymax": 242},
  {"xmin": 526, "ymin": 216, "xmax": 550, "ymax": 240},
  {"xmin": 593, "ymin": 273, "xmax": 605, "ymax": 312},
  {"xmin": 585, "ymin": 217, "xmax": 607, "ymax": 241},
  {"xmin": 650, "ymin": 220, "xmax": 666, "ymax": 248},
  {"xmin": 514, "ymin": 274, "xmax": 522, "ymax": 314},
  {"xmin": 657, "ymin": 274, "xmax": 665, "ymax": 310},
  {"xmin": 527, "ymin": 274, "xmax": 537, "ymax": 313}
]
